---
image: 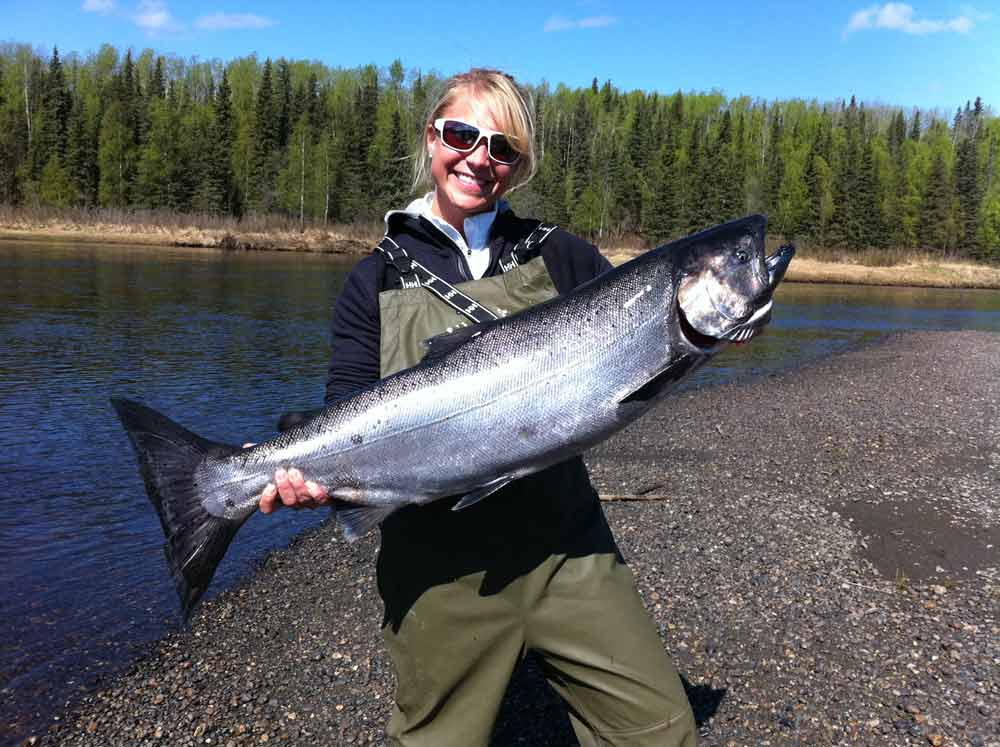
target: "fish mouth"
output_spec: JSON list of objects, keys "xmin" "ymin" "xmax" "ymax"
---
[
  {"xmin": 766, "ymin": 243, "xmax": 795, "ymax": 287},
  {"xmin": 677, "ymin": 303, "xmax": 723, "ymax": 349},
  {"xmin": 677, "ymin": 243, "xmax": 795, "ymax": 349}
]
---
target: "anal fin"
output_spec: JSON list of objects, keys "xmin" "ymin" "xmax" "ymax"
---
[{"xmin": 451, "ymin": 475, "xmax": 516, "ymax": 511}]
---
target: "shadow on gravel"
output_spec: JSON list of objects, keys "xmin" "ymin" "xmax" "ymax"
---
[
  {"xmin": 490, "ymin": 656, "xmax": 723, "ymax": 745},
  {"xmin": 681, "ymin": 674, "xmax": 726, "ymax": 726}
]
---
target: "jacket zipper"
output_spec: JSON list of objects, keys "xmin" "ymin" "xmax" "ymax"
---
[{"xmin": 417, "ymin": 216, "xmax": 474, "ymax": 281}]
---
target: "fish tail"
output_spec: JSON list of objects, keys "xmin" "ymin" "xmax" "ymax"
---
[{"xmin": 111, "ymin": 397, "xmax": 246, "ymax": 622}]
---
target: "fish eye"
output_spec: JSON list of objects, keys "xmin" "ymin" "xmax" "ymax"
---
[{"xmin": 735, "ymin": 249, "xmax": 750, "ymax": 263}]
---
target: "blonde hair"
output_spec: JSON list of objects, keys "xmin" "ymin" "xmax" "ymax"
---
[{"xmin": 412, "ymin": 68, "xmax": 537, "ymax": 195}]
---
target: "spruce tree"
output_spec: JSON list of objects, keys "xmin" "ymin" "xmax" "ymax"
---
[
  {"xmin": 920, "ymin": 150, "xmax": 954, "ymax": 252},
  {"xmin": 855, "ymin": 138, "xmax": 882, "ymax": 247},
  {"xmin": 65, "ymin": 96, "xmax": 96, "ymax": 206},
  {"xmin": 569, "ymin": 95, "xmax": 592, "ymax": 204},
  {"xmin": 31, "ymin": 47, "xmax": 71, "ymax": 178},
  {"xmin": 764, "ymin": 112, "xmax": 784, "ymax": 221},
  {"xmin": 275, "ymin": 59, "xmax": 292, "ymax": 150},
  {"xmin": 686, "ymin": 120, "xmax": 714, "ymax": 233},
  {"xmin": 600, "ymin": 80, "xmax": 614, "ymax": 113},
  {"xmin": 954, "ymin": 134, "xmax": 981, "ymax": 254},
  {"xmin": 247, "ymin": 59, "xmax": 278, "ymax": 213},
  {"xmin": 354, "ymin": 66, "xmax": 380, "ymax": 215},
  {"xmin": 200, "ymin": 69, "xmax": 235, "ymax": 213},
  {"xmin": 802, "ymin": 146, "xmax": 824, "ymax": 243},
  {"xmin": 149, "ymin": 57, "xmax": 166, "ymax": 100},
  {"xmin": 644, "ymin": 130, "xmax": 680, "ymax": 245}
]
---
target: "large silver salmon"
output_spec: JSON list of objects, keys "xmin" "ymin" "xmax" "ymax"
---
[{"xmin": 113, "ymin": 215, "xmax": 794, "ymax": 618}]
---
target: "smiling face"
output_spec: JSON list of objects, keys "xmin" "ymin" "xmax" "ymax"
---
[{"xmin": 426, "ymin": 91, "xmax": 517, "ymax": 232}]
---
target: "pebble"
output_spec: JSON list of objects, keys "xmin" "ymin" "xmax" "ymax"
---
[{"xmin": 35, "ymin": 331, "xmax": 1000, "ymax": 746}]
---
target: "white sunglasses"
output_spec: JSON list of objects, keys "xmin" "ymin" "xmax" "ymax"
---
[{"xmin": 433, "ymin": 118, "xmax": 521, "ymax": 165}]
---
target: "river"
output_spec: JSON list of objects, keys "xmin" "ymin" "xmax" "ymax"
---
[{"xmin": 2, "ymin": 240, "xmax": 1000, "ymax": 742}]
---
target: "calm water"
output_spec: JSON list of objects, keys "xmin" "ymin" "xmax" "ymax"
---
[{"xmin": 2, "ymin": 241, "xmax": 1000, "ymax": 741}]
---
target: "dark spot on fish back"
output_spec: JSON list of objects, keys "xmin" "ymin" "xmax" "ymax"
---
[
  {"xmin": 351, "ymin": 433, "xmax": 363, "ymax": 445},
  {"xmin": 225, "ymin": 498, "xmax": 235, "ymax": 509}
]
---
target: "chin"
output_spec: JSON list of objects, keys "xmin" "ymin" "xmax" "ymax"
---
[{"xmin": 447, "ymin": 189, "xmax": 494, "ymax": 212}]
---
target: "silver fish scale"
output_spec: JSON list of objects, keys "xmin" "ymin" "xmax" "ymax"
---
[{"xmin": 204, "ymin": 253, "xmax": 684, "ymax": 521}]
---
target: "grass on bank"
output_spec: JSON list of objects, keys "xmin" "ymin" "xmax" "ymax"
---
[
  {"xmin": 0, "ymin": 205, "xmax": 382, "ymax": 253},
  {"xmin": 3, "ymin": 206, "xmax": 1000, "ymax": 289}
]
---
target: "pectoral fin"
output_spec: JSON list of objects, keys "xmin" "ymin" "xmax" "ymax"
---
[
  {"xmin": 451, "ymin": 475, "xmax": 516, "ymax": 511},
  {"xmin": 618, "ymin": 357, "xmax": 699, "ymax": 404}
]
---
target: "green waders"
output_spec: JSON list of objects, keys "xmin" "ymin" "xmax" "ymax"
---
[{"xmin": 376, "ymin": 254, "xmax": 697, "ymax": 747}]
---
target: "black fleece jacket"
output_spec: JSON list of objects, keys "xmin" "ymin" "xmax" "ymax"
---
[
  {"xmin": 323, "ymin": 208, "xmax": 619, "ymax": 586},
  {"xmin": 323, "ymin": 207, "xmax": 612, "ymax": 404}
]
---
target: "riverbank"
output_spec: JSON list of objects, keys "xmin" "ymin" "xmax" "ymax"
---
[
  {"xmin": 35, "ymin": 330, "xmax": 999, "ymax": 747},
  {"xmin": 3, "ymin": 218, "xmax": 1000, "ymax": 289},
  {"xmin": 0, "ymin": 224, "xmax": 373, "ymax": 256}
]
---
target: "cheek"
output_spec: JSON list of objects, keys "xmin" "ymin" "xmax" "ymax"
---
[
  {"xmin": 430, "ymin": 149, "xmax": 456, "ymax": 184},
  {"xmin": 493, "ymin": 164, "xmax": 516, "ymax": 191}
]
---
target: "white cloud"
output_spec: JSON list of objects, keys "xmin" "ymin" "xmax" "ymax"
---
[
  {"xmin": 82, "ymin": 0, "xmax": 115, "ymax": 12},
  {"xmin": 845, "ymin": 3, "xmax": 981, "ymax": 35},
  {"xmin": 134, "ymin": 0, "xmax": 182, "ymax": 32},
  {"xmin": 195, "ymin": 12, "xmax": 277, "ymax": 30},
  {"xmin": 543, "ymin": 14, "xmax": 617, "ymax": 32}
]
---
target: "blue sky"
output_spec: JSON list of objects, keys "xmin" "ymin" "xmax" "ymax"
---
[{"xmin": 3, "ymin": 1, "xmax": 998, "ymax": 113}]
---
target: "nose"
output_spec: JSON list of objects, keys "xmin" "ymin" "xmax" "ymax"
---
[{"xmin": 464, "ymin": 137, "xmax": 491, "ymax": 168}]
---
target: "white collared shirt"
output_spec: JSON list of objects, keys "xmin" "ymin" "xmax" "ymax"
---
[{"xmin": 408, "ymin": 193, "xmax": 501, "ymax": 280}]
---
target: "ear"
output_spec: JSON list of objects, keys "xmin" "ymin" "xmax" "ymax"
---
[{"xmin": 425, "ymin": 124, "xmax": 437, "ymax": 154}]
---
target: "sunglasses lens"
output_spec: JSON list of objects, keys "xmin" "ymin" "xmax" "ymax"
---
[
  {"xmin": 488, "ymin": 135, "xmax": 519, "ymax": 164},
  {"xmin": 441, "ymin": 120, "xmax": 480, "ymax": 150},
  {"xmin": 439, "ymin": 120, "xmax": 520, "ymax": 164}
]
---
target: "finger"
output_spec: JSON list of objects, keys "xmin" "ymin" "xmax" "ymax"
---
[
  {"xmin": 306, "ymin": 481, "xmax": 329, "ymax": 504},
  {"xmin": 275, "ymin": 468, "xmax": 297, "ymax": 507},
  {"xmin": 259, "ymin": 484, "xmax": 278, "ymax": 514},
  {"xmin": 287, "ymin": 468, "xmax": 307, "ymax": 497}
]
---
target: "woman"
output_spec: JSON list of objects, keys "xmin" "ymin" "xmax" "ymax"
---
[{"xmin": 259, "ymin": 68, "xmax": 698, "ymax": 746}]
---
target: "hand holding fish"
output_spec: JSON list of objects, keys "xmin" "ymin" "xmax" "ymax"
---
[
  {"xmin": 243, "ymin": 443, "xmax": 329, "ymax": 513},
  {"xmin": 260, "ymin": 468, "xmax": 330, "ymax": 513}
]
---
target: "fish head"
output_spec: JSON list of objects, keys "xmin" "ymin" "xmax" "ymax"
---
[{"xmin": 674, "ymin": 215, "xmax": 794, "ymax": 349}]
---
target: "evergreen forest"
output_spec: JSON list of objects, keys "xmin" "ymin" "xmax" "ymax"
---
[{"xmin": 2, "ymin": 42, "xmax": 1000, "ymax": 259}]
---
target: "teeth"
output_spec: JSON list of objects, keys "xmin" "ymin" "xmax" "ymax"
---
[{"xmin": 455, "ymin": 173, "xmax": 487, "ymax": 186}]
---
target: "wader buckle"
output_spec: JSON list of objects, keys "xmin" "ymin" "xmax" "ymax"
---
[
  {"xmin": 500, "ymin": 222, "xmax": 558, "ymax": 273},
  {"xmin": 376, "ymin": 237, "xmax": 421, "ymax": 289}
]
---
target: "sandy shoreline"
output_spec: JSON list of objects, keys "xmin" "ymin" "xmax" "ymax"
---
[
  {"xmin": 32, "ymin": 330, "xmax": 999, "ymax": 747},
  {"xmin": 4, "ymin": 225, "xmax": 1000, "ymax": 290}
]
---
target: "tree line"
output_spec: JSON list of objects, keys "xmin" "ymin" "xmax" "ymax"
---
[{"xmin": 1, "ymin": 42, "xmax": 999, "ymax": 259}]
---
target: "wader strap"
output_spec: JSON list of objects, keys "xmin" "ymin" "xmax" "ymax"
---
[
  {"xmin": 499, "ymin": 222, "xmax": 558, "ymax": 273},
  {"xmin": 375, "ymin": 236, "xmax": 499, "ymax": 324}
]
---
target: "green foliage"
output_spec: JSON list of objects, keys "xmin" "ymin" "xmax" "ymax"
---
[
  {"xmin": 979, "ymin": 187, "xmax": 1000, "ymax": 259},
  {"xmin": 0, "ymin": 41, "xmax": 997, "ymax": 261},
  {"xmin": 38, "ymin": 155, "xmax": 75, "ymax": 206}
]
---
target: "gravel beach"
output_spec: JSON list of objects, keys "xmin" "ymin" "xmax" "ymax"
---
[{"xmin": 37, "ymin": 330, "xmax": 999, "ymax": 747}]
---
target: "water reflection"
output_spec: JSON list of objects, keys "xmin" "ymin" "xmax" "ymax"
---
[{"xmin": 0, "ymin": 242, "xmax": 349, "ymax": 742}]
